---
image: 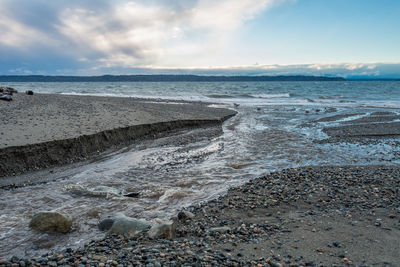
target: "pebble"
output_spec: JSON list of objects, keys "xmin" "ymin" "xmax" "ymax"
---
[{"xmin": 4, "ymin": 165, "xmax": 399, "ymax": 266}]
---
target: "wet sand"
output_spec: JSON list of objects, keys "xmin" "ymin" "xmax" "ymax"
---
[
  {"xmin": 319, "ymin": 110, "xmax": 400, "ymax": 149},
  {"xmin": 323, "ymin": 121, "xmax": 400, "ymax": 138},
  {"xmin": 0, "ymin": 93, "xmax": 235, "ymax": 177}
]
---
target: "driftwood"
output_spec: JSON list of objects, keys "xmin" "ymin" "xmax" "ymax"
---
[{"xmin": 0, "ymin": 94, "xmax": 12, "ymax": 101}]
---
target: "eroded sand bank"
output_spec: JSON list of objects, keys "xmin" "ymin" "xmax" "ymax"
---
[{"xmin": 0, "ymin": 93, "xmax": 235, "ymax": 177}]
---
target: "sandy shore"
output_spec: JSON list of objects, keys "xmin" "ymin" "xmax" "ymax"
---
[{"xmin": 0, "ymin": 93, "xmax": 235, "ymax": 177}]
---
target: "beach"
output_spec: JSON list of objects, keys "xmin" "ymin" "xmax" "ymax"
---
[
  {"xmin": 15, "ymin": 165, "xmax": 397, "ymax": 266},
  {"xmin": 1, "ymin": 87, "xmax": 400, "ymax": 266},
  {"xmin": 0, "ymin": 93, "xmax": 236, "ymax": 177},
  {"xmin": 2, "ymin": 164, "xmax": 399, "ymax": 266},
  {"xmin": 1, "ymin": 0, "xmax": 400, "ymax": 264}
]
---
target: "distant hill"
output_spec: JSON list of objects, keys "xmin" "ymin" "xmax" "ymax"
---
[
  {"xmin": 346, "ymin": 78, "xmax": 400, "ymax": 81},
  {"xmin": 0, "ymin": 75, "xmax": 345, "ymax": 82}
]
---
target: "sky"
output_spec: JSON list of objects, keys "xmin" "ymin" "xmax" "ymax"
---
[{"xmin": 1, "ymin": 0, "xmax": 400, "ymax": 77}]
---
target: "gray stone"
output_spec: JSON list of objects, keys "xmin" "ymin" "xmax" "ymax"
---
[
  {"xmin": 29, "ymin": 212, "xmax": 72, "ymax": 233},
  {"xmin": 269, "ymin": 262, "xmax": 283, "ymax": 267},
  {"xmin": 107, "ymin": 215, "xmax": 151, "ymax": 236},
  {"xmin": 148, "ymin": 220, "xmax": 175, "ymax": 239},
  {"xmin": 208, "ymin": 226, "xmax": 231, "ymax": 233}
]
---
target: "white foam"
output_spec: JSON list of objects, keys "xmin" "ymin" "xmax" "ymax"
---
[{"xmin": 250, "ymin": 93, "xmax": 290, "ymax": 98}]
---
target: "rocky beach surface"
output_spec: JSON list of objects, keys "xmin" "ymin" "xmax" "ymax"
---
[{"xmin": 1, "ymin": 165, "xmax": 399, "ymax": 266}]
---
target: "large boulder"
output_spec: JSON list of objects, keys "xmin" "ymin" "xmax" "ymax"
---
[
  {"xmin": 29, "ymin": 212, "xmax": 72, "ymax": 233},
  {"xmin": 148, "ymin": 220, "xmax": 175, "ymax": 239},
  {"xmin": 99, "ymin": 213, "xmax": 175, "ymax": 239},
  {"xmin": 107, "ymin": 214, "xmax": 151, "ymax": 236}
]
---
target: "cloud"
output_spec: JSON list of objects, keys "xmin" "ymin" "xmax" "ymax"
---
[
  {"xmin": 2, "ymin": 0, "xmax": 398, "ymax": 78},
  {"xmin": 0, "ymin": 0, "xmax": 282, "ymax": 70},
  {"xmin": 0, "ymin": 12, "xmax": 52, "ymax": 50}
]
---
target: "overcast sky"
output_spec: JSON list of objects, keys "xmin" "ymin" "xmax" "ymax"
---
[{"xmin": 1, "ymin": 0, "xmax": 400, "ymax": 77}]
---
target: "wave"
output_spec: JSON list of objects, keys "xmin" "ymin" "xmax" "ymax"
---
[
  {"xmin": 207, "ymin": 93, "xmax": 291, "ymax": 99},
  {"xmin": 206, "ymin": 94, "xmax": 235, "ymax": 99},
  {"xmin": 250, "ymin": 93, "xmax": 291, "ymax": 98}
]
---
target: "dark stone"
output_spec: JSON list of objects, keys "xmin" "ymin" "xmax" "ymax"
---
[
  {"xmin": 0, "ymin": 86, "xmax": 18, "ymax": 95},
  {"xmin": 10, "ymin": 256, "xmax": 19, "ymax": 263},
  {"xmin": 177, "ymin": 211, "xmax": 195, "ymax": 221},
  {"xmin": 98, "ymin": 218, "xmax": 115, "ymax": 231},
  {"xmin": 123, "ymin": 192, "xmax": 140, "ymax": 198}
]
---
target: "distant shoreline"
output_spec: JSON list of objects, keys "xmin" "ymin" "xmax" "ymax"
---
[
  {"xmin": 1, "ymin": 74, "xmax": 399, "ymax": 83},
  {"xmin": 0, "ymin": 74, "xmax": 347, "ymax": 82}
]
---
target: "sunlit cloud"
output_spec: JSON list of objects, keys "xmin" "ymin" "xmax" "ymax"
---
[{"xmin": 0, "ymin": 0, "xmax": 282, "ymax": 69}]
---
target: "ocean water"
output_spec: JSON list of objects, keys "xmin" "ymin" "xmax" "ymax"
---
[
  {"xmin": 3, "ymin": 81, "xmax": 400, "ymax": 107},
  {"xmin": 1, "ymin": 81, "xmax": 400, "ymax": 257}
]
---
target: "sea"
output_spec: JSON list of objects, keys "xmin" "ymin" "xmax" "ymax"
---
[{"xmin": 1, "ymin": 81, "xmax": 400, "ymax": 257}]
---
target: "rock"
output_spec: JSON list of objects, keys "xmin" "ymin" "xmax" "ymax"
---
[
  {"xmin": 93, "ymin": 255, "xmax": 108, "ymax": 262},
  {"xmin": 148, "ymin": 220, "xmax": 175, "ymax": 239},
  {"xmin": 10, "ymin": 256, "xmax": 19, "ymax": 263},
  {"xmin": 123, "ymin": 192, "xmax": 140, "ymax": 198},
  {"xmin": 29, "ymin": 212, "xmax": 72, "ymax": 233},
  {"xmin": 107, "ymin": 215, "xmax": 151, "ymax": 236},
  {"xmin": 268, "ymin": 261, "xmax": 283, "ymax": 267},
  {"xmin": 98, "ymin": 218, "xmax": 115, "ymax": 232},
  {"xmin": 177, "ymin": 211, "xmax": 195, "ymax": 221},
  {"xmin": 208, "ymin": 226, "xmax": 231, "ymax": 233},
  {"xmin": 25, "ymin": 90, "xmax": 34, "ymax": 95},
  {"xmin": 65, "ymin": 184, "xmax": 121, "ymax": 198}
]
